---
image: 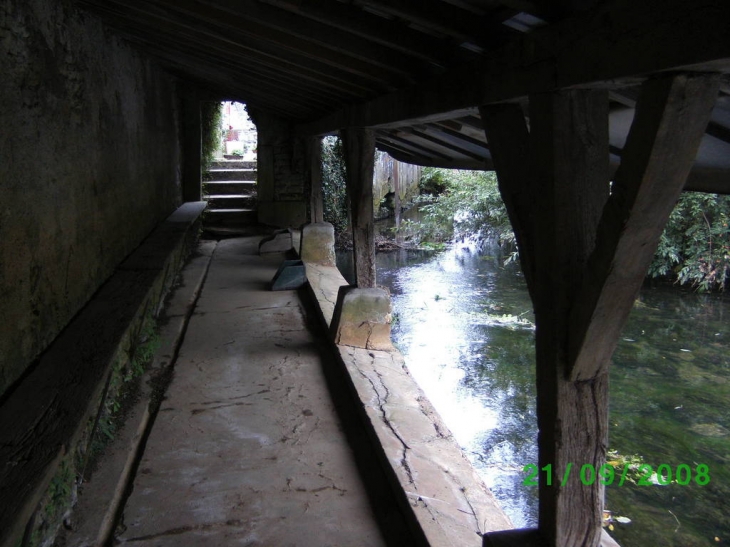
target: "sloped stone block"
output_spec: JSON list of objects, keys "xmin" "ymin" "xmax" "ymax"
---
[
  {"xmin": 270, "ymin": 260, "xmax": 307, "ymax": 291},
  {"xmin": 259, "ymin": 229, "xmax": 293, "ymax": 254},
  {"xmin": 300, "ymin": 222, "xmax": 336, "ymax": 266},
  {"xmin": 330, "ymin": 286, "xmax": 393, "ymax": 350}
]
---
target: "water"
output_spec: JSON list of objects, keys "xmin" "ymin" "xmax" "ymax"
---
[{"xmin": 338, "ymin": 242, "xmax": 730, "ymax": 546}]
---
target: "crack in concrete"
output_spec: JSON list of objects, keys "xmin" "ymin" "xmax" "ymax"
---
[
  {"xmin": 458, "ymin": 486, "xmax": 482, "ymax": 535},
  {"xmin": 190, "ymin": 400, "xmax": 255, "ymax": 415},
  {"xmin": 356, "ymin": 364, "xmax": 415, "ymax": 487},
  {"xmin": 193, "ymin": 389, "xmax": 271, "ymax": 406},
  {"xmin": 123, "ymin": 519, "xmax": 245, "ymax": 542}
]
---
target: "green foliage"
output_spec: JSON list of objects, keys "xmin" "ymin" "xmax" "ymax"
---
[
  {"xmin": 200, "ymin": 101, "xmax": 223, "ymax": 172},
  {"xmin": 649, "ymin": 192, "xmax": 730, "ymax": 291},
  {"xmin": 418, "ymin": 167, "xmax": 449, "ymax": 195},
  {"xmin": 321, "ymin": 136, "xmax": 349, "ymax": 234},
  {"xmin": 411, "ymin": 169, "xmax": 729, "ymax": 291},
  {"xmin": 406, "ymin": 168, "xmax": 514, "ymax": 249}
]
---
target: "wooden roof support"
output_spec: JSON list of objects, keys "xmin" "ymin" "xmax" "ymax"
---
[
  {"xmin": 342, "ymin": 128, "xmax": 377, "ymax": 288},
  {"xmin": 568, "ymin": 73, "xmax": 721, "ymax": 381},
  {"xmin": 479, "ymin": 104, "xmax": 537, "ymax": 300},
  {"xmin": 483, "ymin": 75, "xmax": 720, "ymax": 547},
  {"xmin": 257, "ymin": 0, "xmax": 479, "ymax": 67},
  {"xmin": 482, "ymin": 89, "xmax": 610, "ymax": 547},
  {"xmin": 300, "ymin": 0, "xmax": 730, "ymax": 136},
  {"xmin": 529, "ymin": 89, "xmax": 610, "ymax": 547},
  {"xmin": 354, "ymin": 0, "xmax": 518, "ymax": 49},
  {"xmin": 191, "ymin": 0, "xmax": 438, "ymax": 77}
]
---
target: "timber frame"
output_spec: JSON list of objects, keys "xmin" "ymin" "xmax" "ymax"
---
[{"xmin": 16, "ymin": 1, "xmax": 730, "ymax": 545}]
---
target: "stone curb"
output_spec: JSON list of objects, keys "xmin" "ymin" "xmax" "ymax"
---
[
  {"xmin": 303, "ymin": 262, "xmax": 513, "ymax": 547},
  {"xmin": 65, "ymin": 240, "xmax": 217, "ymax": 547}
]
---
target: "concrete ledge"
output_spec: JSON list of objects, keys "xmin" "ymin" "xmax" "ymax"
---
[
  {"xmin": 304, "ymin": 260, "xmax": 512, "ymax": 547},
  {"xmin": 0, "ymin": 201, "xmax": 206, "ymax": 547}
]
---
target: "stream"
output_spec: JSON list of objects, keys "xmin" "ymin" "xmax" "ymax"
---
[{"xmin": 338, "ymin": 237, "xmax": 730, "ymax": 547}]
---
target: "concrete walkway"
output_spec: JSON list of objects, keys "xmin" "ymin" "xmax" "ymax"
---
[{"xmin": 115, "ymin": 237, "xmax": 413, "ymax": 546}]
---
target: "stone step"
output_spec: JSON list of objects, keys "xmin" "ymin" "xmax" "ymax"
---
[
  {"xmin": 205, "ymin": 194, "xmax": 256, "ymax": 210},
  {"xmin": 204, "ymin": 181, "xmax": 256, "ymax": 195},
  {"xmin": 206, "ymin": 168, "xmax": 256, "ymax": 181},
  {"xmin": 210, "ymin": 160, "xmax": 257, "ymax": 169},
  {"xmin": 203, "ymin": 208, "xmax": 258, "ymax": 227}
]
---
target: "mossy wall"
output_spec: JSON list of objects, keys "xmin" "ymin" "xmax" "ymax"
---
[{"xmin": 0, "ymin": 0, "xmax": 182, "ymax": 397}]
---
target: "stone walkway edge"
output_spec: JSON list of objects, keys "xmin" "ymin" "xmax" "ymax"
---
[
  {"xmin": 66, "ymin": 241, "xmax": 217, "ymax": 547},
  {"xmin": 304, "ymin": 262, "xmax": 513, "ymax": 547}
]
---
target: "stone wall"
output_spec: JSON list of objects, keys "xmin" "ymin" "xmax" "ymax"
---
[
  {"xmin": 248, "ymin": 108, "xmax": 308, "ymax": 227},
  {"xmin": 373, "ymin": 151, "xmax": 421, "ymax": 218},
  {"xmin": 0, "ymin": 0, "xmax": 182, "ymax": 397}
]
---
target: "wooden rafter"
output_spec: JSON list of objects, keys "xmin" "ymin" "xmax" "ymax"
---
[
  {"xmin": 355, "ymin": 0, "xmax": 518, "ymax": 49},
  {"xmin": 79, "ymin": 1, "xmax": 383, "ymax": 101},
  {"xmin": 404, "ymin": 127, "xmax": 488, "ymax": 161},
  {"xmin": 300, "ymin": 0, "xmax": 730, "ymax": 135},
  {"xmin": 191, "ymin": 0, "xmax": 440, "ymax": 77},
  {"xmin": 249, "ymin": 0, "xmax": 480, "ymax": 68}
]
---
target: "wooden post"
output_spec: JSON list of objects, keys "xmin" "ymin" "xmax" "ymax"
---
[
  {"xmin": 529, "ymin": 89, "xmax": 610, "ymax": 547},
  {"xmin": 341, "ymin": 127, "xmax": 376, "ymax": 288},
  {"xmin": 307, "ymin": 136, "xmax": 324, "ymax": 223},
  {"xmin": 181, "ymin": 87, "xmax": 202, "ymax": 202},
  {"xmin": 482, "ymin": 75, "xmax": 720, "ymax": 547}
]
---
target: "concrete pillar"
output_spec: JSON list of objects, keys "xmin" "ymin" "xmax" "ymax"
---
[
  {"xmin": 341, "ymin": 127, "xmax": 376, "ymax": 288},
  {"xmin": 330, "ymin": 286, "xmax": 393, "ymax": 350},
  {"xmin": 181, "ymin": 87, "xmax": 201, "ymax": 202},
  {"xmin": 300, "ymin": 222, "xmax": 336, "ymax": 266}
]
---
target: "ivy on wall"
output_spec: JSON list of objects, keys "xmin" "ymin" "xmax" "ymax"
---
[{"xmin": 200, "ymin": 101, "xmax": 223, "ymax": 173}]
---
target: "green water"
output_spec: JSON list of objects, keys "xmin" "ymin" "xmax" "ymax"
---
[{"xmin": 357, "ymin": 243, "xmax": 730, "ymax": 546}]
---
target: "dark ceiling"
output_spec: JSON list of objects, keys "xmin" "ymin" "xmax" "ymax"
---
[{"xmin": 77, "ymin": 0, "xmax": 730, "ymax": 192}]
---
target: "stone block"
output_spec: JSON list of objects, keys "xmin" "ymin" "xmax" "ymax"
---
[
  {"xmin": 330, "ymin": 286, "xmax": 393, "ymax": 350},
  {"xmin": 271, "ymin": 260, "xmax": 307, "ymax": 291},
  {"xmin": 300, "ymin": 222, "xmax": 336, "ymax": 266},
  {"xmin": 258, "ymin": 229, "xmax": 293, "ymax": 254}
]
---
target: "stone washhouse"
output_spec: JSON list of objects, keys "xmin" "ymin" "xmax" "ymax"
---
[{"xmin": 1, "ymin": 1, "xmax": 730, "ymax": 546}]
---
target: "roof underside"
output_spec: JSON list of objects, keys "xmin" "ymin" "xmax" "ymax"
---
[{"xmin": 77, "ymin": 0, "xmax": 730, "ymax": 193}]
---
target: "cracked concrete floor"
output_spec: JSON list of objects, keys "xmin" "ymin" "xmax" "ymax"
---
[{"xmin": 116, "ymin": 237, "xmax": 405, "ymax": 546}]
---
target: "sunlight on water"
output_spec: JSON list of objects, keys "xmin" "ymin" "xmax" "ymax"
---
[{"xmin": 365, "ymin": 242, "xmax": 730, "ymax": 544}]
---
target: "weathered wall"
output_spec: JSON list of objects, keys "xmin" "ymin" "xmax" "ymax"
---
[
  {"xmin": 0, "ymin": 0, "xmax": 182, "ymax": 397},
  {"xmin": 373, "ymin": 151, "xmax": 421, "ymax": 219},
  {"xmin": 248, "ymin": 108, "xmax": 308, "ymax": 227}
]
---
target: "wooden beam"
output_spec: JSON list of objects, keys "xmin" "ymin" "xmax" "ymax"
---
[
  {"xmin": 341, "ymin": 128, "xmax": 377, "ymax": 288},
  {"xmin": 527, "ymin": 89, "xmax": 610, "ymax": 547},
  {"xmin": 299, "ymin": 0, "xmax": 730, "ymax": 135},
  {"xmin": 257, "ymin": 0, "xmax": 479, "ymax": 67},
  {"xmin": 383, "ymin": 133, "xmax": 455, "ymax": 161},
  {"xmin": 406, "ymin": 127, "xmax": 489, "ymax": 162},
  {"xmin": 355, "ymin": 0, "xmax": 518, "ymax": 49},
  {"xmin": 426, "ymin": 122, "xmax": 490, "ymax": 150},
  {"xmin": 144, "ymin": 0, "xmax": 414, "ymax": 86},
  {"xmin": 192, "ymin": 0, "xmax": 438, "ymax": 77},
  {"xmin": 568, "ymin": 73, "xmax": 721, "ymax": 381},
  {"xmin": 79, "ymin": 2, "xmax": 367, "ymax": 112},
  {"xmin": 479, "ymin": 104, "xmax": 537, "ymax": 299}
]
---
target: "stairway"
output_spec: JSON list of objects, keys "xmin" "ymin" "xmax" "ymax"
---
[{"xmin": 203, "ymin": 160, "xmax": 257, "ymax": 233}]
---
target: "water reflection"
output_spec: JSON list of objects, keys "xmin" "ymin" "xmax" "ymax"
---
[{"xmin": 338, "ymin": 240, "xmax": 730, "ymax": 546}]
